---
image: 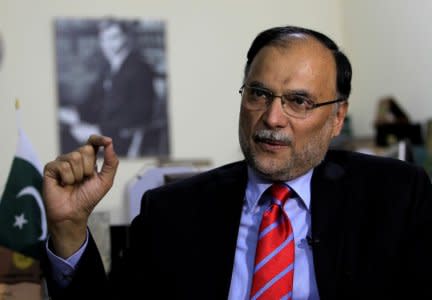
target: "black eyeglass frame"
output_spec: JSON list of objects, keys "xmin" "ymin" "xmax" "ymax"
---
[{"xmin": 239, "ymin": 84, "xmax": 347, "ymax": 117}]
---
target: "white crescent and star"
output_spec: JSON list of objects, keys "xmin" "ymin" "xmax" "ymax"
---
[
  {"xmin": 13, "ymin": 213, "xmax": 28, "ymax": 229},
  {"xmin": 14, "ymin": 186, "xmax": 47, "ymax": 240}
]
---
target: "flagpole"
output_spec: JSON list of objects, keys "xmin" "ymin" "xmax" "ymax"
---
[{"xmin": 15, "ymin": 98, "xmax": 22, "ymax": 133}]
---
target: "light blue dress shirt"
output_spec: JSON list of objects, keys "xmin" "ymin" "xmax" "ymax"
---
[
  {"xmin": 47, "ymin": 167, "xmax": 319, "ymax": 299},
  {"xmin": 46, "ymin": 231, "xmax": 88, "ymax": 287},
  {"xmin": 228, "ymin": 167, "xmax": 319, "ymax": 300}
]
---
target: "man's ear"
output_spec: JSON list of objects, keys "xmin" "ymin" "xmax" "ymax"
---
[{"xmin": 332, "ymin": 102, "xmax": 349, "ymax": 138}]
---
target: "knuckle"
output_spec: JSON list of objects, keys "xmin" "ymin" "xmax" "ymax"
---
[
  {"xmin": 59, "ymin": 160, "xmax": 71, "ymax": 173},
  {"xmin": 81, "ymin": 144, "xmax": 96, "ymax": 157},
  {"xmin": 43, "ymin": 161, "xmax": 54, "ymax": 172},
  {"xmin": 69, "ymin": 151, "xmax": 82, "ymax": 164}
]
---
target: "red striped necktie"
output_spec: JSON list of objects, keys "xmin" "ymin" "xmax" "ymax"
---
[{"xmin": 250, "ymin": 183, "xmax": 295, "ymax": 300}]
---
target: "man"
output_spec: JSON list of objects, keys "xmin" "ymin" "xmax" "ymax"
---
[
  {"xmin": 42, "ymin": 26, "xmax": 432, "ymax": 299},
  {"xmin": 62, "ymin": 18, "xmax": 160, "ymax": 157}
]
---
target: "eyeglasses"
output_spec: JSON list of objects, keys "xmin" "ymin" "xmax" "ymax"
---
[{"xmin": 239, "ymin": 84, "xmax": 347, "ymax": 119}]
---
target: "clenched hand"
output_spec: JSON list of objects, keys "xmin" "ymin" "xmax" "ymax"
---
[{"xmin": 43, "ymin": 135, "xmax": 119, "ymax": 258}]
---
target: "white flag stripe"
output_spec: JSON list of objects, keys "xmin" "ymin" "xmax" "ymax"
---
[{"xmin": 15, "ymin": 128, "xmax": 43, "ymax": 174}]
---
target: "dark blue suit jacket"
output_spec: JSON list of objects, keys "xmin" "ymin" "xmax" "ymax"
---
[{"xmin": 42, "ymin": 150, "xmax": 432, "ymax": 299}]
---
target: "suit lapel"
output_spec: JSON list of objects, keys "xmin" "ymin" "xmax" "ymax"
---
[
  {"xmin": 195, "ymin": 161, "xmax": 248, "ymax": 299},
  {"xmin": 310, "ymin": 154, "xmax": 348, "ymax": 299}
]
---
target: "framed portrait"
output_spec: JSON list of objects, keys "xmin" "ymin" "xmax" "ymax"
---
[{"xmin": 54, "ymin": 17, "xmax": 169, "ymax": 158}]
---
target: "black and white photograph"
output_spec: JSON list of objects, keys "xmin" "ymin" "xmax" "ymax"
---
[{"xmin": 54, "ymin": 17, "xmax": 169, "ymax": 158}]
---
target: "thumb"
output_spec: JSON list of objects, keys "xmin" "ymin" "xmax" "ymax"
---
[{"xmin": 98, "ymin": 138, "xmax": 119, "ymax": 186}]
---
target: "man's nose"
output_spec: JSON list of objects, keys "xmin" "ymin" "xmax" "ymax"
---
[{"xmin": 262, "ymin": 97, "xmax": 289, "ymax": 128}]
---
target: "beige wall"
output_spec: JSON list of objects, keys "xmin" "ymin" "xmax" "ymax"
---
[
  {"xmin": 341, "ymin": 0, "xmax": 432, "ymax": 137},
  {"xmin": 0, "ymin": 0, "xmax": 343, "ymax": 224}
]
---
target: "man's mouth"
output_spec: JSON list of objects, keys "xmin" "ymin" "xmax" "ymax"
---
[{"xmin": 257, "ymin": 137, "xmax": 288, "ymax": 146}]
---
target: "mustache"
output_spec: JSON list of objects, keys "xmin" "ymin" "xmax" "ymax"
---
[{"xmin": 253, "ymin": 129, "xmax": 292, "ymax": 145}]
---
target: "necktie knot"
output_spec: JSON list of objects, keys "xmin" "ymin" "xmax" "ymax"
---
[{"xmin": 268, "ymin": 183, "xmax": 291, "ymax": 208}]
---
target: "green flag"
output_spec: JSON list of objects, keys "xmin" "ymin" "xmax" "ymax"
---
[{"xmin": 0, "ymin": 128, "xmax": 46, "ymax": 259}]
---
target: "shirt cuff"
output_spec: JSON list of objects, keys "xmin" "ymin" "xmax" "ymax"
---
[{"xmin": 45, "ymin": 229, "xmax": 89, "ymax": 288}]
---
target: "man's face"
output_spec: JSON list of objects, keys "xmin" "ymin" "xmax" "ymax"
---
[
  {"xmin": 99, "ymin": 24, "xmax": 128, "ymax": 61},
  {"xmin": 239, "ymin": 37, "xmax": 348, "ymax": 181}
]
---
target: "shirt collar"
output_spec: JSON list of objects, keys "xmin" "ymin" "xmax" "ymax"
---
[
  {"xmin": 109, "ymin": 47, "xmax": 130, "ymax": 73},
  {"xmin": 245, "ymin": 166, "xmax": 313, "ymax": 211}
]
